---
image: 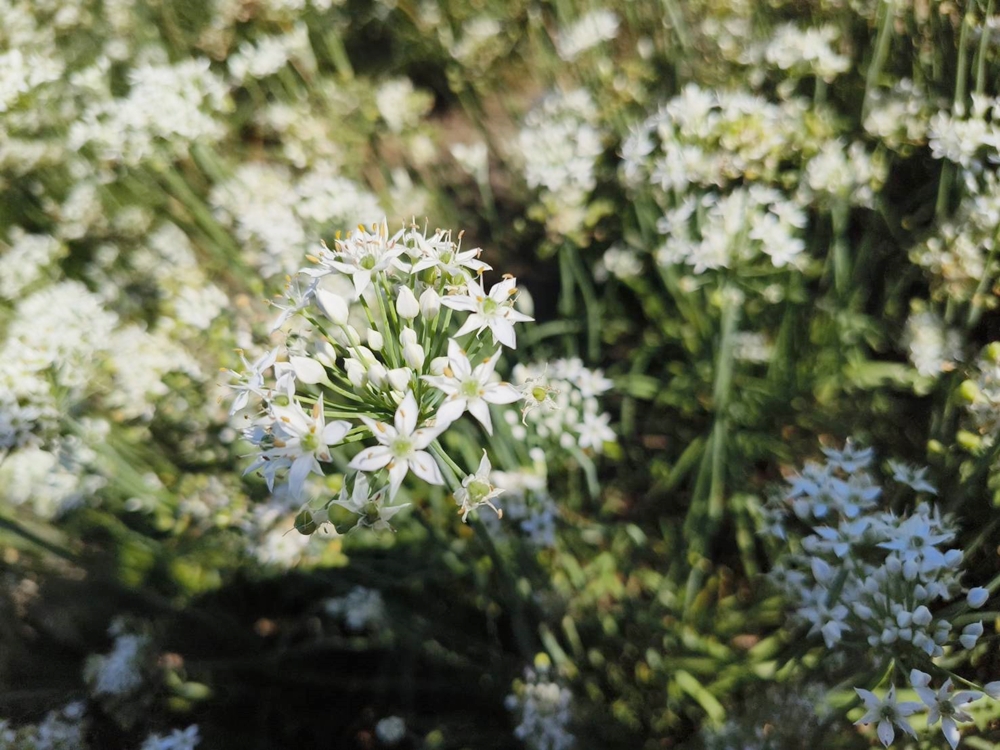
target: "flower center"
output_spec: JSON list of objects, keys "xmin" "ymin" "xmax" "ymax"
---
[
  {"xmin": 482, "ymin": 298, "xmax": 499, "ymax": 315},
  {"xmin": 467, "ymin": 479, "xmax": 492, "ymax": 505},
  {"xmin": 440, "ymin": 250, "xmax": 454, "ymax": 264},
  {"xmin": 301, "ymin": 431, "xmax": 319, "ymax": 452},
  {"xmin": 360, "ymin": 254, "xmax": 377, "ymax": 270},
  {"xmin": 461, "ymin": 379, "xmax": 481, "ymax": 398},
  {"xmin": 531, "ymin": 385, "xmax": 549, "ymax": 402},
  {"xmin": 391, "ymin": 436, "xmax": 414, "ymax": 458}
]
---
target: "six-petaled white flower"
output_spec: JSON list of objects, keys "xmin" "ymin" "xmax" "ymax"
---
[
  {"xmin": 912, "ymin": 671, "xmax": 983, "ymax": 750},
  {"xmin": 855, "ymin": 685, "xmax": 921, "ymax": 747},
  {"xmin": 266, "ymin": 395, "xmax": 351, "ymax": 498},
  {"xmin": 422, "ymin": 339, "xmax": 521, "ymax": 434},
  {"xmin": 454, "ymin": 451, "xmax": 504, "ymax": 522},
  {"xmin": 442, "ymin": 277, "xmax": 534, "ymax": 348},
  {"xmin": 349, "ymin": 390, "xmax": 445, "ymax": 498}
]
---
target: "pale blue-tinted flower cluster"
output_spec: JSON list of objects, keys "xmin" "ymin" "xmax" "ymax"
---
[
  {"xmin": 505, "ymin": 665, "xmax": 575, "ymax": 750},
  {"xmin": 767, "ymin": 442, "xmax": 998, "ymax": 747}
]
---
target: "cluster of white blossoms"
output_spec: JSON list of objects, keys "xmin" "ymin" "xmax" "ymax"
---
[
  {"xmin": 903, "ymin": 308, "xmax": 962, "ymax": 380},
  {"xmin": 68, "ymin": 57, "xmax": 231, "ymax": 167},
  {"xmin": 620, "ymin": 84, "xmax": 829, "ymax": 193},
  {"xmin": 509, "ymin": 358, "xmax": 615, "ymax": 454},
  {"xmin": 553, "ymin": 9, "xmax": 620, "ymax": 62},
  {"xmin": 963, "ymin": 343, "xmax": 1000, "ymax": 440},
  {"xmin": 505, "ymin": 662, "xmax": 575, "ymax": 750},
  {"xmin": 759, "ymin": 23, "xmax": 850, "ymax": 83},
  {"xmin": 928, "ymin": 94, "xmax": 1000, "ymax": 172},
  {"xmin": 234, "ymin": 219, "xmax": 538, "ymax": 531},
  {"xmin": 654, "ymin": 186, "xmax": 808, "ymax": 273},
  {"xmin": 765, "ymin": 442, "xmax": 999, "ymax": 748},
  {"xmin": 909, "ymin": 170, "xmax": 1000, "ymax": 305},
  {"xmin": 517, "ymin": 89, "xmax": 604, "ymax": 235},
  {"xmin": 83, "ymin": 619, "xmax": 151, "ymax": 698},
  {"xmin": 209, "ymin": 161, "xmax": 382, "ymax": 279}
]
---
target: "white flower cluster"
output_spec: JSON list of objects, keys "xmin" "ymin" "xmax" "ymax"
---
[
  {"xmin": 766, "ymin": 442, "xmax": 1000, "ymax": 747},
  {"xmin": 210, "ymin": 162, "xmax": 382, "ymax": 279},
  {"xmin": 910, "ymin": 171, "xmax": 1000, "ymax": 303},
  {"xmin": 964, "ymin": 343, "xmax": 1000, "ymax": 439},
  {"xmin": 904, "ymin": 309, "xmax": 962, "ymax": 379},
  {"xmin": 509, "ymin": 358, "xmax": 615, "ymax": 454},
  {"xmin": 505, "ymin": 665, "xmax": 575, "ymax": 750},
  {"xmin": 140, "ymin": 725, "xmax": 201, "ymax": 750},
  {"xmin": 654, "ymin": 186, "xmax": 808, "ymax": 273},
  {"xmin": 323, "ymin": 586, "xmax": 388, "ymax": 632},
  {"xmin": 517, "ymin": 89, "xmax": 603, "ymax": 235},
  {"xmin": 69, "ymin": 58, "xmax": 231, "ymax": 166},
  {"xmin": 760, "ymin": 23, "xmax": 850, "ymax": 82},
  {"xmin": 554, "ymin": 9, "xmax": 620, "ymax": 62},
  {"xmin": 928, "ymin": 94, "xmax": 1000, "ymax": 172},
  {"xmin": 0, "ymin": 703, "xmax": 87, "ymax": 750},
  {"xmin": 83, "ymin": 620, "xmax": 150, "ymax": 698},
  {"xmin": 235, "ymin": 219, "xmax": 534, "ymax": 531},
  {"xmin": 864, "ymin": 79, "xmax": 936, "ymax": 151}
]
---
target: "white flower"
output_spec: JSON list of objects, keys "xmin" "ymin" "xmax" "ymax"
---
[
  {"xmin": 422, "ymin": 339, "xmax": 521, "ymax": 434},
  {"xmin": 887, "ymin": 460, "xmax": 937, "ymax": 494},
  {"xmin": 914, "ymin": 678, "xmax": 982, "ymax": 750},
  {"xmin": 227, "ymin": 348, "xmax": 278, "ymax": 414},
  {"xmin": 304, "ymin": 220, "xmax": 408, "ymax": 297},
  {"xmin": 854, "ymin": 685, "xmax": 922, "ymax": 747},
  {"xmin": 455, "ymin": 451, "xmax": 505, "ymax": 522},
  {"xmin": 349, "ymin": 391, "xmax": 445, "ymax": 498},
  {"xmin": 266, "ymin": 395, "xmax": 351, "ymax": 498},
  {"xmin": 442, "ymin": 277, "xmax": 533, "ymax": 349}
]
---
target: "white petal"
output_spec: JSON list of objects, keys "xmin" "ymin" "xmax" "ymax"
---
[
  {"xmin": 483, "ymin": 382, "xmax": 521, "ymax": 405},
  {"xmin": 435, "ymin": 396, "xmax": 468, "ymax": 426},
  {"xmin": 387, "ymin": 459, "xmax": 410, "ymax": 499},
  {"xmin": 467, "ymin": 398, "xmax": 493, "ymax": 434},
  {"xmin": 441, "ymin": 295, "xmax": 479, "ymax": 313},
  {"xmin": 409, "ymin": 450, "xmax": 444, "ymax": 485},
  {"xmin": 877, "ymin": 719, "xmax": 894, "ymax": 747},
  {"xmin": 288, "ymin": 455, "xmax": 318, "ymax": 498},
  {"xmin": 323, "ymin": 419, "xmax": 351, "ymax": 445},
  {"xmin": 395, "ymin": 391, "xmax": 418, "ymax": 436},
  {"xmin": 942, "ymin": 718, "xmax": 960, "ymax": 750},
  {"xmin": 454, "ymin": 314, "xmax": 485, "ymax": 338},
  {"xmin": 349, "ymin": 445, "xmax": 392, "ymax": 471},
  {"xmin": 447, "ymin": 339, "xmax": 472, "ymax": 378},
  {"xmin": 489, "ymin": 319, "xmax": 516, "ymax": 348}
]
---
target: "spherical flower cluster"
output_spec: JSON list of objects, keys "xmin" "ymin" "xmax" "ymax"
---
[
  {"xmin": 517, "ymin": 89, "xmax": 603, "ymax": 236},
  {"xmin": 505, "ymin": 663, "xmax": 575, "ymax": 750},
  {"xmin": 508, "ymin": 357, "xmax": 615, "ymax": 454},
  {"xmin": 766, "ymin": 441, "xmax": 999, "ymax": 747},
  {"xmin": 234, "ymin": 219, "xmax": 534, "ymax": 531}
]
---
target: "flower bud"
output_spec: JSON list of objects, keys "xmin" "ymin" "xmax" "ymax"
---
[
  {"xmin": 968, "ymin": 587, "xmax": 990, "ymax": 608},
  {"xmin": 387, "ymin": 367, "xmax": 410, "ymax": 392},
  {"xmin": 396, "ymin": 286, "xmax": 420, "ymax": 320},
  {"xmin": 403, "ymin": 342, "xmax": 426, "ymax": 370},
  {"xmin": 909, "ymin": 669, "xmax": 931, "ymax": 688},
  {"xmin": 912, "ymin": 605, "xmax": 933, "ymax": 627},
  {"xmin": 316, "ymin": 289, "xmax": 350, "ymax": 326},
  {"xmin": 958, "ymin": 622, "xmax": 983, "ymax": 650},
  {"xmin": 400, "ymin": 327, "xmax": 418, "ymax": 347},
  {"xmin": 429, "ymin": 356, "xmax": 449, "ymax": 376},
  {"xmin": 368, "ymin": 362, "xmax": 387, "ymax": 387},
  {"xmin": 367, "ymin": 328, "xmax": 384, "ymax": 351},
  {"xmin": 290, "ymin": 356, "xmax": 326, "ymax": 385},
  {"xmin": 960, "ymin": 379, "xmax": 982, "ymax": 403},
  {"xmin": 420, "ymin": 287, "xmax": 440, "ymax": 319},
  {"xmin": 345, "ymin": 358, "xmax": 367, "ymax": 388}
]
